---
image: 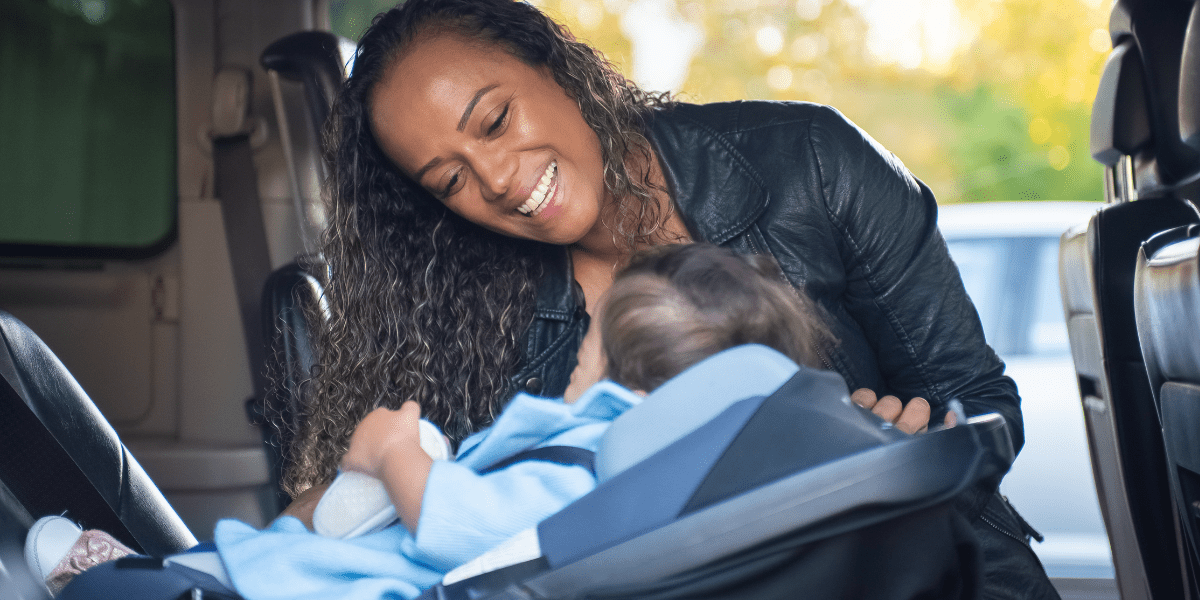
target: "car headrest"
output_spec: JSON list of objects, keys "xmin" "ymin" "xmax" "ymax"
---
[
  {"xmin": 595, "ymin": 344, "xmax": 802, "ymax": 482},
  {"xmin": 1091, "ymin": 39, "xmax": 1152, "ymax": 167},
  {"xmin": 1180, "ymin": 1, "xmax": 1200, "ymax": 155},
  {"xmin": 1093, "ymin": 0, "xmax": 1198, "ymax": 188},
  {"xmin": 1135, "ymin": 225, "xmax": 1200, "ymax": 390},
  {"xmin": 260, "ymin": 31, "xmax": 354, "ymax": 150}
]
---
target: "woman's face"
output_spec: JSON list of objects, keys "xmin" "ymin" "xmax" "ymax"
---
[{"xmin": 370, "ymin": 33, "xmax": 610, "ymax": 247}]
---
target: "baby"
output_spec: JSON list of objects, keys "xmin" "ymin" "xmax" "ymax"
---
[{"xmin": 34, "ymin": 243, "xmax": 932, "ymax": 600}]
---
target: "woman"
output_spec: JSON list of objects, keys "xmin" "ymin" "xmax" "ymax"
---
[{"xmin": 286, "ymin": 0, "xmax": 1057, "ymax": 597}]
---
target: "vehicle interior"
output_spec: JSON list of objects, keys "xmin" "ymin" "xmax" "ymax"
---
[
  {"xmin": 0, "ymin": 0, "xmax": 1198, "ymax": 598},
  {"xmin": 1060, "ymin": 0, "xmax": 1200, "ymax": 599}
]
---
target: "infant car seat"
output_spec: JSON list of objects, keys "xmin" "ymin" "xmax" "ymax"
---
[
  {"xmin": 415, "ymin": 345, "xmax": 1009, "ymax": 600},
  {"xmin": 53, "ymin": 345, "xmax": 1006, "ymax": 600}
]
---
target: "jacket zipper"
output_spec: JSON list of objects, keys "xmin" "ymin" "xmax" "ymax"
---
[{"xmin": 979, "ymin": 512, "xmax": 1027, "ymax": 546}]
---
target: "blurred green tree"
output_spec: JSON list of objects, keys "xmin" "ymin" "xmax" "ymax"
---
[{"xmin": 330, "ymin": 0, "xmax": 1111, "ymax": 203}]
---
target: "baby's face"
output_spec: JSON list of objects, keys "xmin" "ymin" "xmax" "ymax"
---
[{"xmin": 564, "ymin": 306, "xmax": 607, "ymax": 404}]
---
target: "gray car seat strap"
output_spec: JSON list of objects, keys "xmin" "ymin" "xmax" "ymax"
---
[{"xmin": 476, "ymin": 446, "xmax": 596, "ymax": 476}]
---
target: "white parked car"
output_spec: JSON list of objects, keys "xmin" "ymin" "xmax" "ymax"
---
[{"xmin": 938, "ymin": 201, "xmax": 1114, "ymax": 591}]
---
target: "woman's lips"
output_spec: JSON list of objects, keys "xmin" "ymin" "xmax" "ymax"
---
[{"xmin": 517, "ymin": 161, "xmax": 557, "ymax": 216}]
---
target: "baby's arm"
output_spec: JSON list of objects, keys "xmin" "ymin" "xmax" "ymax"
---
[{"xmin": 340, "ymin": 401, "xmax": 433, "ymax": 534}]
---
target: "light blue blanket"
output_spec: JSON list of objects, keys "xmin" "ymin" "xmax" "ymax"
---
[{"xmin": 214, "ymin": 381, "xmax": 642, "ymax": 600}]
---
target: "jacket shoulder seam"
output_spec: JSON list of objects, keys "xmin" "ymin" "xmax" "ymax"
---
[
  {"xmin": 810, "ymin": 123, "xmax": 942, "ymax": 402},
  {"xmin": 671, "ymin": 109, "xmax": 771, "ymax": 242}
]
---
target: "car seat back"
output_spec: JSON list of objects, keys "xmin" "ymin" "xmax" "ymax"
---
[
  {"xmin": 254, "ymin": 258, "xmax": 326, "ymax": 511},
  {"xmin": 0, "ymin": 310, "xmax": 196, "ymax": 558},
  {"xmin": 596, "ymin": 344, "xmax": 800, "ymax": 482},
  {"xmin": 1063, "ymin": 1, "xmax": 1200, "ymax": 598},
  {"xmin": 250, "ymin": 31, "xmax": 345, "ymax": 510},
  {"xmin": 1131, "ymin": 3, "xmax": 1200, "ymax": 595},
  {"xmin": 1136, "ymin": 224, "xmax": 1200, "ymax": 595}
]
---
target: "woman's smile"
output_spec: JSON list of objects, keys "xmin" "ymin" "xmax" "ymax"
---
[{"xmin": 516, "ymin": 161, "xmax": 558, "ymax": 217}]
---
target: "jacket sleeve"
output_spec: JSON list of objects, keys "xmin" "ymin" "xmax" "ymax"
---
[
  {"xmin": 805, "ymin": 106, "xmax": 1024, "ymax": 454},
  {"xmin": 407, "ymin": 459, "xmax": 596, "ymax": 571}
]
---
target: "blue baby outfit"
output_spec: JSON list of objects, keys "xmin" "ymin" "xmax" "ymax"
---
[{"xmin": 214, "ymin": 381, "xmax": 643, "ymax": 600}]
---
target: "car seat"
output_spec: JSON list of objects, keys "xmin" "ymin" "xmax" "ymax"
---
[
  {"xmin": 54, "ymin": 344, "xmax": 1007, "ymax": 600},
  {"xmin": 1061, "ymin": 0, "xmax": 1200, "ymax": 598},
  {"xmin": 0, "ymin": 310, "xmax": 197, "ymax": 560},
  {"xmin": 1132, "ymin": 1, "xmax": 1200, "ymax": 597},
  {"xmin": 410, "ymin": 345, "xmax": 1010, "ymax": 600}
]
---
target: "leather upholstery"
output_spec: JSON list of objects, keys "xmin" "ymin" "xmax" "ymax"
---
[
  {"xmin": 257, "ymin": 258, "xmax": 324, "ymax": 507},
  {"xmin": 0, "ymin": 310, "xmax": 196, "ymax": 557}
]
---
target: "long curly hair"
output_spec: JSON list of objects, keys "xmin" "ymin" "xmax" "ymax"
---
[{"xmin": 284, "ymin": 0, "xmax": 674, "ymax": 496}]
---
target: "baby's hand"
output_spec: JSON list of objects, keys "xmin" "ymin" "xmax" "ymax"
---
[{"xmin": 342, "ymin": 401, "xmax": 425, "ymax": 478}]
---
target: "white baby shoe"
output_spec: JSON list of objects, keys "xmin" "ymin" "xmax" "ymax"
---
[
  {"xmin": 313, "ymin": 419, "xmax": 451, "ymax": 538},
  {"xmin": 25, "ymin": 515, "xmax": 134, "ymax": 595}
]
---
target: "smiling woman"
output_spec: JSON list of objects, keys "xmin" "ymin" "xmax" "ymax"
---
[{"xmin": 285, "ymin": 1, "xmax": 1060, "ymax": 597}]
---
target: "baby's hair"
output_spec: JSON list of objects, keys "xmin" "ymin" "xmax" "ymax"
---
[{"xmin": 602, "ymin": 243, "xmax": 832, "ymax": 392}]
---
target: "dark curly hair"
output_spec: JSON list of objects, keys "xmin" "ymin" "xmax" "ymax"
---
[{"xmin": 285, "ymin": 0, "xmax": 674, "ymax": 495}]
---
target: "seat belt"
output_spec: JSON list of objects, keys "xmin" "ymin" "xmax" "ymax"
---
[
  {"xmin": 476, "ymin": 446, "xmax": 596, "ymax": 476},
  {"xmin": 209, "ymin": 67, "xmax": 273, "ymax": 403}
]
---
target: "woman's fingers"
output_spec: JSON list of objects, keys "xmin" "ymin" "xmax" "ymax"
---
[
  {"xmin": 894, "ymin": 397, "xmax": 931, "ymax": 435},
  {"xmin": 872, "ymin": 395, "xmax": 903, "ymax": 424},
  {"xmin": 852, "ymin": 389, "xmax": 937, "ymax": 434},
  {"xmin": 851, "ymin": 388, "xmax": 878, "ymax": 410}
]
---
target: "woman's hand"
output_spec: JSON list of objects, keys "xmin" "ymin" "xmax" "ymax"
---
[
  {"xmin": 850, "ymin": 388, "xmax": 956, "ymax": 434},
  {"xmin": 341, "ymin": 402, "xmax": 433, "ymax": 534}
]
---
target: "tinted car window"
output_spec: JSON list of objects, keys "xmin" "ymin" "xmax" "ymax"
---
[
  {"xmin": 0, "ymin": 0, "xmax": 175, "ymax": 256},
  {"xmin": 1028, "ymin": 239, "xmax": 1070, "ymax": 356},
  {"xmin": 946, "ymin": 238, "xmax": 1010, "ymax": 353},
  {"xmin": 947, "ymin": 235, "xmax": 1068, "ymax": 357}
]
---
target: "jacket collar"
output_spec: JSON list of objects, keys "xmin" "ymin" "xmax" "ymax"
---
[
  {"xmin": 644, "ymin": 103, "xmax": 770, "ymax": 245},
  {"xmin": 533, "ymin": 244, "xmax": 584, "ymax": 321},
  {"xmin": 534, "ymin": 104, "xmax": 769, "ymax": 316}
]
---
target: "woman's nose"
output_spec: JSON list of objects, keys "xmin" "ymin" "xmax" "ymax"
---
[{"xmin": 473, "ymin": 151, "xmax": 518, "ymax": 202}]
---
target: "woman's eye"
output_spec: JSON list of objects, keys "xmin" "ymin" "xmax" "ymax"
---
[
  {"xmin": 486, "ymin": 105, "xmax": 509, "ymax": 136},
  {"xmin": 441, "ymin": 170, "xmax": 463, "ymax": 197}
]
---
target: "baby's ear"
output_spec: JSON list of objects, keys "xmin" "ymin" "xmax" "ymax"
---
[{"xmin": 634, "ymin": 389, "xmax": 648, "ymax": 397}]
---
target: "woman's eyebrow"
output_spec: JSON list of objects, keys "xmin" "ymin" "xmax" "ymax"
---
[
  {"xmin": 457, "ymin": 84, "xmax": 500, "ymax": 132},
  {"xmin": 413, "ymin": 84, "xmax": 502, "ymax": 183}
]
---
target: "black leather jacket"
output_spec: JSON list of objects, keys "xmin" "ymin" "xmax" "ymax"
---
[{"xmin": 509, "ymin": 101, "xmax": 1023, "ymax": 456}]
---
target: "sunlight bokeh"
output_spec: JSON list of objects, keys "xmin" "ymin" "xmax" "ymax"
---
[{"xmin": 329, "ymin": 0, "xmax": 1113, "ymax": 203}]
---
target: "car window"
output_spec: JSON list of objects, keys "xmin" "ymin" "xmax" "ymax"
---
[
  {"xmin": 1027, "ymin": 238, "xmax": 1070, "ymax": 355},
  {"xmin": 0, "ymin": 0, "xmax": 175, "ymax": 257},
  {"xmin": 945, "ymin": 238, "xmax": 1009, "ymax": 354},
  {"xmin": 947, "ymin": 234, "xmax": 1070, "ymax": 358}
]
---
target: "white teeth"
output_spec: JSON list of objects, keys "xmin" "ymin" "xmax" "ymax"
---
[{"xmin": 518, "ymin": 162, "xmax": 557, "ymax": 216}]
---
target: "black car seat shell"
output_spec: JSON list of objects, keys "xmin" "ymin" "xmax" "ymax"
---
[{"xmin": 0, "ymin": 310, "xmax": 197, "ymax": 558}]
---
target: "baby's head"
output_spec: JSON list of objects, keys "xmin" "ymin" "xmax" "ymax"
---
[{"xmin": 565, "ymin": 243, "xmax": 830, "ymax": 400}]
